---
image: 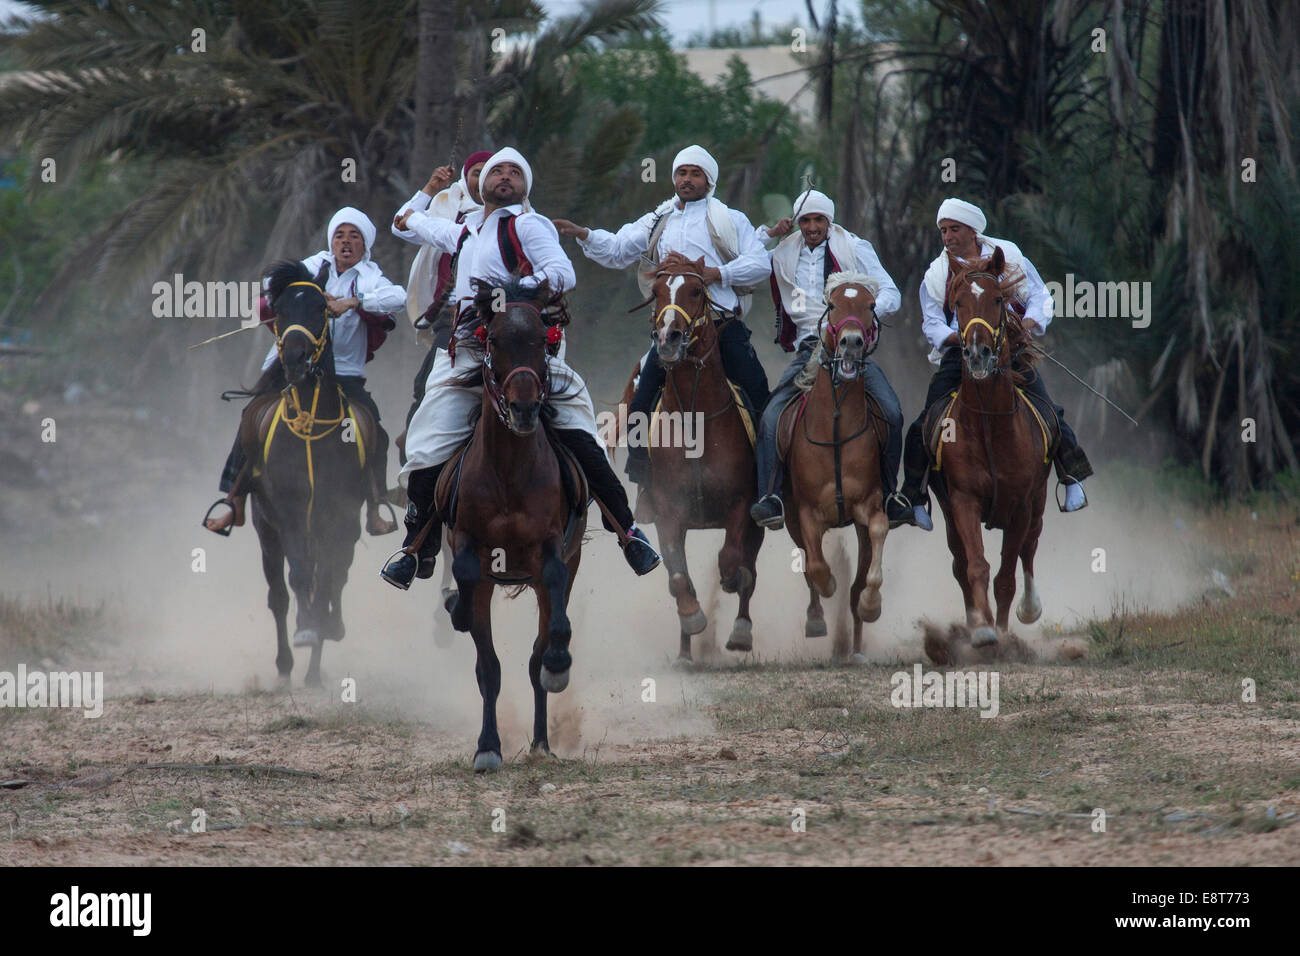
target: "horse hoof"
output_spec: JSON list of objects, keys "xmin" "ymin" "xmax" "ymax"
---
[
  {"xmin": 1016, "ymin": 600, "xmax": 1042, "ymax": 624},
  {"xmin": 850, "ymin": 652, "xmax": 870, "ymax": 666},
  {"xmin": 473, "ymin": 750, "xmax": 502, "ymax": 773},
  {"xmin": 670, "ymin": 656, "xmax": 695, "ymax": 671},
  {"xmin": 540, "ymin": 667, "xmax": 570, "ymax": 693},
  {"xmin": 858, "ymin": 598, "xmax": 882, "ymax": 623},
  {"xmin": 304, "ymin": 673, "xmax": 323, "ymax": 689},
  {"xmin": 725, "ymin": 618, "xmax": 753, "ymax": 652},
  {"xmin": 971, "ymin": 626, "xmax": 998, "ymax": 647},
  {"xmin": 442, "ymin": 588, "xmax": 458, "ymax": 615},
  {"xmin": 275, "ymin": 672, "xmax": 292, "ymax": 690},
  {"xmin": 805, "ymin": 617, "xmax": 828, "ymax": 638},
  {"xmin": 680, "ymin": 609, "xmax": 707, "ymax": 635},
  {"xmin": 292, "ymin": 629, "xmax": 319, "ymax": 648}
]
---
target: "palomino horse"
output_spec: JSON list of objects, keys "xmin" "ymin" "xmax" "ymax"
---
[
  {"xmin": 238, "ymin": 261, "xmax": 378, "ymax": 685},
  {"xmin": 442, "ymin": 277, "xmax": 584, "ymax": 772},
  {"xmin": 931, "ymin": 248, "xmax": 1049, "ymax": 647},
  {"xmin": 626, "ymin": 261, "xmax": 763, "ymax": 663},
  {"xmin": 780, "ymin": 273, "xmax": 889, "ymax": 662}
]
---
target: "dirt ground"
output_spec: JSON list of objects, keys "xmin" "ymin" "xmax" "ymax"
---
[{"xmin": 1, "ymin": 396, "xmax": 1298, "ymax": 865}]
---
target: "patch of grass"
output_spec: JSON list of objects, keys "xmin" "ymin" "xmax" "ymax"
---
[{"xmin": 0, "ymin": 593, "xmax": 107, "ymax": 664}]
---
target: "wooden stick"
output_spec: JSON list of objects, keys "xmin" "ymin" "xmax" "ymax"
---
[{"xmin": 188, "ymin": 324, "xmax": 262, "ymax": 350}]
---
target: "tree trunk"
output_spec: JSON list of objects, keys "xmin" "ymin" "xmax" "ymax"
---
[{"xmin": 412, "ymin": 0, "xmax": 458, "ymax": 186}]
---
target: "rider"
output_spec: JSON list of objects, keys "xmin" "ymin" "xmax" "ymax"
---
[
  {"xmin": 203, "ymin": 207, "xmax": 407, "ymax": 537},
  {"xmin": 748, "ymin": 188, "xmax": 909, "ymax": 529},
  {"xmin": 381, "ymin": 147, "xmax": 662, "ymax": 589},
  {"xmin": 552, "ymin": 145, "xmax": 772, "ymax": 519},
  {"xmin": 896, "ymin": 197, "xmax": 1094, "ymax": 531},
  {"xmin": 392, "ymin": 150, "xmax": 492, "ymax": 430}
]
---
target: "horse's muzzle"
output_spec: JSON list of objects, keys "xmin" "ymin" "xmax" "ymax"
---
[
  {"xmin": 506, "ymin": 400, "xmax": 542, "ymax": 435},
  {"xmin": 656, "ymin": 337, "xmax": 687, "ymax": 365},
  {"xmin": 963, "ymin": 346, "xmax": 997, "ymax": 381}
]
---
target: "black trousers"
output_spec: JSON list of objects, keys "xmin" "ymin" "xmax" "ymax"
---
[
  {"xmin": 901, "ymin": 348, "xmax": 1093, "ymax": 494},
  {"xmin": 218, "ymin": 374, "xmax": 388, "ymax": 500},
  {"xmin": 625, "ymin": 318, "xmax": 770, "ymax": 484}
]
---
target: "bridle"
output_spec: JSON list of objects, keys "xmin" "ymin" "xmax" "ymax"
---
[
  {"xmin": 274, "ymin": 280, "xmax": 331, "ymax": 372},
  {"xmin": 649, "ymin": 271, "xmax": 725, "ymax": 360},
  {"xmin": 953, "ymin": 271, "xmax": 1009, "ymax": 374},
  {"xmin": 482, "ymin": 300, "xmax": 550, "ymax": 429},
  {"xmin": 816, "ymin": 304, "xmax": 878, "ymax": 386}
]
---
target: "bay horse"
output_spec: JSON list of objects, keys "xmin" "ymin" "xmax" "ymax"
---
[
  {"xmin": 238, "ymin": 260, "xmax": 377, "ymax": 685},
  {"xmin": 931, "ymin": 248, "xmax": 1049, "ymax": 647},
  {"xmin": 629, "ymin": 261, "xmax": 763, "ymax": 664},
  {"xmin": 442, "ymin": 277, "xmax": 584, "ymax": 772},
  {"xmin": 780, "ymin": 274, "xmax": 889, "ymax": 662}
]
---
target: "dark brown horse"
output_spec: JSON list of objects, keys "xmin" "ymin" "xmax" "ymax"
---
[
  {"xmin": 780, "ymin": 274, "xmax": 889, "ymax": 662},
  {"xmin": 625, "ymin": 261, "xmax": 763, "ymax": 664},
  {"xmin": 238, "ymin": 260, "xmax": 378, "ymax": 685},
  {"xmin": 932, "ymin": 248, "xmax": 1050, "ymax": 647},
  {"xmin": 443, "ymin": 277, "xmax": 584, "ymax": 772}
]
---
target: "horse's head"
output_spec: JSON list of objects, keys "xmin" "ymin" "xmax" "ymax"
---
[
  {"xmin": 948, "ymin": 246, "xmax": 1015, "ymax": 382},
  {"xmin": 265, "ymin": 259, "xmax": 331, "ymax": 387},
  {"xmin": 821, "ymin": 273, "xmax": 879, "ymax": 383},
  {"xmin": 643, "ymin": 257, "xmax": 711, "ymax": 366},
  {"xmin": 474, "ymin": 275, "xmax": 553, "ymax": 435}
]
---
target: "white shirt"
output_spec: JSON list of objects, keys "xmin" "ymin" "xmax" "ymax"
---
[
  {"xmin": 403, "ymin": 203, "xmax": 576, "ymax": 339},
  {"xmin": 786, "ymin": 237, "xmax": 902, "ymax": 341},
  {"xmin": 919, "ymin": 240, "xmax": 1053, "ymax": 353},
  {"xmin": 577, "ymin": 198, "xmax": 770, "ymax": 312},
  {"xmin": 261, "ymin": 252, "xmax": 406, "ymax": 379}
]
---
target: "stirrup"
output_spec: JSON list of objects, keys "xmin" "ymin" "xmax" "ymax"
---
[
  {"xmin": 367, "ymin": 500, "xmax": 399, "ymax": 535},
  {"xmin": 202, "ymin": 498, "xmax": 236, "ymax": 537},
  {"xmin": 1056, "ymin": 478, "xmax": 1088, "ymax": 513}
]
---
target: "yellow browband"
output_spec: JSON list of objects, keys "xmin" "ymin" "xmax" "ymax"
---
[{"xmin": 654, "ymin": 302, "xmax": 708, "ymax": 343}]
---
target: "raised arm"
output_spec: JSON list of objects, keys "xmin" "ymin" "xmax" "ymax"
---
[
  {"xmin": 517, "ymin": 214, "xmax": 577, "ymax": 294},
  {"xmin": 854, "ymin": 237, "xmax": 901, "ymax": 318},
  {"xmin": 569, "ymin": 210, "xmax": 657, "ymax": 270},
  {"xmin": 719, "ymin": 210, "xmax": 773, "ymax": 289}
]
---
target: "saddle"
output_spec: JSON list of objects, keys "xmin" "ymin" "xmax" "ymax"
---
[
  {"xmin": 924, "ymin": 387, "xmax": 1059, "ymax": 470},
  {"xmin": 434, "ymin": 421, "xmax": 589, "ymax": 560},
  {"xmin": 775, "ymin": 382, "xmax": 889, "ymax": 464}
]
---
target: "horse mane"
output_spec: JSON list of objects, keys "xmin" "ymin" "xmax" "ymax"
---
[
  {"xmin": 471, "ymin": 273, "xmax": 553, "ymax": 313},
  {"xmin": 947, "ymin": 254, "xmax": 1043, "ymax": 372},
  {"xmin": 264, "ymin": 259, "xmax": 312, "ymax": 303}
]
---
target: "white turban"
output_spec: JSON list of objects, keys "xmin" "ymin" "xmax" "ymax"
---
[
  {"xmin": 793, "ymin": 189, "xmax": 835, "ymax": 222},
  {"xmin": 327, "ymin": 207, "xmax": 376, "ymax": 260},
  {"xmin": 481, "ymin": 147, "xmax": 533, "ymax": 197},
  {"xmin": 671, "ymin": 144, "xmax": 719, "ymax": 197},
  {"xmin": 936, "ymin": 197, "xmax": 987, "ymax": 235}
]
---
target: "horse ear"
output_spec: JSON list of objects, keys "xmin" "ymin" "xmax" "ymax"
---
[
  {"xmin": 313, "ymin": 261, "xmax": 329, "ymax": 287},
  {"xmin": 990, "ymin": 246, "xmax": 1005, "ymax": 277},
  {"xmin": 534, "ymin": 277, "xmax": 552, "ymax": 302}
]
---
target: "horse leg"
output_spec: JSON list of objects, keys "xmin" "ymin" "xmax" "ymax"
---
[
  {"xmin": 538, "ymin": 542, "xmax": 573, "ymax": 692},
  {"xmin": 799, "ymin": 506, "xmax": 835, "ymax": 598},
  {"xmin": 1017, "ymin": 507, "xmax": 1044, "ymax": 624},
  {"xmin": 994, "ymin": 519, "xmax": 1029, "ymax": 632},
  {"xmin": 844, "ymin": 524, "xmax": 867, "ymax": 662},
  {"xmin": 941, "ymin": 500, "xmax": 973, "ymax": 619},
  {"xmin": 257, "ymin": 521, "xmax": 293, "ymax": 682},
  {"xmin": 853, "ymin": 494, "xmax": 888, "ymax": 626},
  {"xmin": 786, "ymin": 502, "xmax": 823, "ymax": 638},
  {"xmin": 283, "ymin": 537, "xmax": 323, "ymax": 654},
  {"xmin": 659, "ymin": 518, "xmax": 704, "ymax": 662},
  {"xmin": 949, "ymin": 494, "xmax": 996, "ymax": 646},
  {"xmin": 528, "ymin": 588, "xmax": 551, "ymax": 756},
  {"xmin": 723, "ymin": 505, "xmax": 756, "ymax": 653},
  {"xmin": 448, "ymin": 534, "xmax": 480, "ymax": 633},
  {"xmin": 469, "ymin": 580, "xmax": 502, "ymax": 772}
]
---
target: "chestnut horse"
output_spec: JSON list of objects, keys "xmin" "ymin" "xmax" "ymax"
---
[
  {"xmin": 781, "ymin": 274, "xmax": 889, "ymax": 661},
  {"xmin": 443, "ymin": 278, "xmax": 584, "ymax": 772},
  {"xmin": 626, "ymin": 263, "xmax": 763, "ymax": 663},
  {"xmin": 931, "ymin": 248, "xmax": 1049, "ymax": 647}
]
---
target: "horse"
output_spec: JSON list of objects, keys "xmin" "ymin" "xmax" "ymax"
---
[
  {"xmin": 930, "ymin": 247, "xmax": 1050, "ymax": 648},
  {"xmin": 441, "ymin": 277, "xmax": 584, "ymax": 772},
  {"xmin": 779, "ymin": 273, "xmax": 890, "ymax": 662},
  {"xmin": 627, "ymin": 260, "xmax": 764, "ymax": 664},
  {"xmin": 236, "ymin": 260, "xmax": 379, "ymax": 685}
]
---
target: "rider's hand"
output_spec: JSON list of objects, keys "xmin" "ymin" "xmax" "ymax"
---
[
  {"xmin": 767, "ymin": 217, "xmax": 793, "ymax": 238},
  {"xmin": 423, "ymin": 165, "xmax": 454, "ymax": 196},
  {"xmin": 394, "ymin": 210, "xmax": 414, "ymax": 231},
  {"xmin": 551, "ymin": 219, "xmax": 590, "ymax": 241},
  {"xmin": 324, "ymin": 295, "xmax": 357, "ymax": 317}
]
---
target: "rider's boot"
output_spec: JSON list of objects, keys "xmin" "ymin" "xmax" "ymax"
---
[{"xmin": 380, "ymin": 464, "xmax": 443, "ymax": 590}]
